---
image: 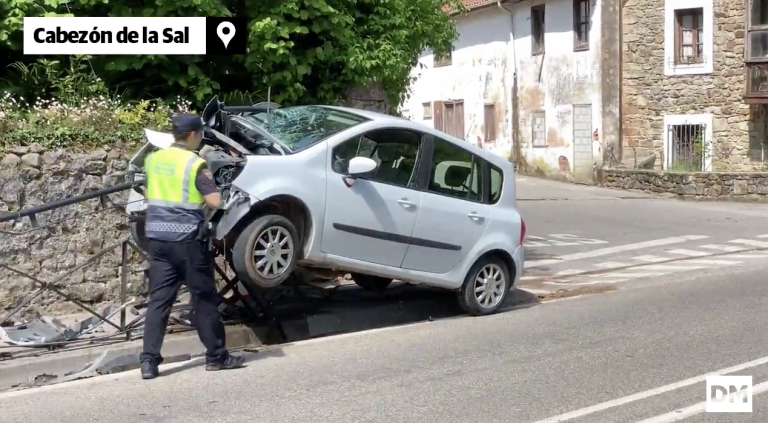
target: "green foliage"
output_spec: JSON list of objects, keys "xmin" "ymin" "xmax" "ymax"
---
[
  {"xmin": 0, "ymin": 0, "xmax": 462, "ymax": 109},
  {"xmin": 0, "ymin": 93, "xmax": 193, "ymax": 152}
]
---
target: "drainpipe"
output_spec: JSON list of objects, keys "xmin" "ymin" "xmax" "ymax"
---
[
  {"xmin": 618, "ymin": 0, "xmax": 623, "ymax": 164},
  {"xmin": 498, "ymin": 0, "xmax": 524, "ymax": 170}
]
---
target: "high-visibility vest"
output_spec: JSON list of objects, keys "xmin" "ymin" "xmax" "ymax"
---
[{"xmin": 144, "ymin": 146, "xmax": 206, "ymax": 241}]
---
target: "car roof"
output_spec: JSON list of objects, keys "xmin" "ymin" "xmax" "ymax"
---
[{"xmin": 321, "ymin": 106, "xmax": 514, "ymax": 172}]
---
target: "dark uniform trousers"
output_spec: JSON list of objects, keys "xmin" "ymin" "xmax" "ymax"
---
[{"xmin": 140, "ymin": 237, "xmax": 228, "ymax": 365}]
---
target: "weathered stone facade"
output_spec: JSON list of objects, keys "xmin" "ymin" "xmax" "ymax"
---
[
  {"xmin": 0, "ymin": 145, "xmax": 147, "ymax": 316},
  {"xmin": 621, "ymin": 0, "xmax": 768, "ymax": 171},
  {"xmin": 603, "ymin": 168, "xmax": 768, "ymax": 200}
]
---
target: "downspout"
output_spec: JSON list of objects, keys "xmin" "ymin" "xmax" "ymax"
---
[
  {"xmin": 498, "ymin": 1, "xmax": 524, "ymax": 171},
  {"xmin": 618, "ymin": 0, "xmax": 623, "ymax": 164}
]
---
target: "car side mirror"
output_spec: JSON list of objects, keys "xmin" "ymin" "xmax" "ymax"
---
[{"xmin": 347, "ymin": 156, "xmax": 378, "ymax": 177}]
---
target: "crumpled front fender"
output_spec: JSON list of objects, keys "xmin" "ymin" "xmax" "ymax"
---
[{"xmin": 214, "ymin": 191, "xmax": 259, "ymax": 240}]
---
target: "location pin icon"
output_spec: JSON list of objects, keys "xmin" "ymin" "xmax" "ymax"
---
[{"xmin": 217, "ymin": 21, "xmax": 236, "ymax": 49}]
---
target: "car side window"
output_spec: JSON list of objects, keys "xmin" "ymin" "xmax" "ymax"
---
[
  {"xmin": 428, "ymin": 138, "xmax": 481, "ymax": 202},
  {"xmin": 489, "ymin": 165, "xmax": 503, "ymax": 204},
  {"xmin": 331, "ymin": 129, "xmax": 422, "ymax": 188}
]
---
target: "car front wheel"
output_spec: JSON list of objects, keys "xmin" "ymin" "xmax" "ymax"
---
[
  {"xmin": 458, "ymin": 256, "xmax": 510, "ymax": 316},
  {"xmin": 232, "ymin": 214, "xmax": 299, "ymax": 289}
]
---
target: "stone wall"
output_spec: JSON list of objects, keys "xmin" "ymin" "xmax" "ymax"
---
[
  {"xmin": 602, "ymin": 168, "xmax": 768, "ymax": 201},
  {"xmin": 0, "ymin": 144, "xmax": 146, "ymax": 316},
  {"xmin": 621, "ymin": 0, "xmax": 768, "ymax": 171}
]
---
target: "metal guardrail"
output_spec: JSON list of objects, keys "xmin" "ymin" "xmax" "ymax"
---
[{"xmin": 0, "ymin": 180, "xmax": 147, "ymax": 348}]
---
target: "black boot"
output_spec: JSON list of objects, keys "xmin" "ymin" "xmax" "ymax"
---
[
  {"xmin": 205, "ymin": 354, "xmax": 245, "ymax": 371},
  {"xmin": 141, "ymin": 360, "xmax": 159, "ymax": 379}
]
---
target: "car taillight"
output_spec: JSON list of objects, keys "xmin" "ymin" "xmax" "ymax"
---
[{"xmin": 520, "ymin": 218, "xmax": 526, "ymax": 245}]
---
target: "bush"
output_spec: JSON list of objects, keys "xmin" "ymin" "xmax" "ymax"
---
[{"xmin": 0, "ymin": 92, "xmax": 194, "ymax": 152}]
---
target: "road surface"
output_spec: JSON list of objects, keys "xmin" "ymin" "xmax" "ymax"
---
[
  {"xmin": 515, "ymin": 177, "xmax": 768, "ymax": 295},
  {"xmin": 1, "ymin": 263, "xmax": 767, "ymax": 422}
]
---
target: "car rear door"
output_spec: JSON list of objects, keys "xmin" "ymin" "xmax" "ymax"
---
[{"xmin": 400, "ymin": 136, "xmax": 490, "ymax": 274}]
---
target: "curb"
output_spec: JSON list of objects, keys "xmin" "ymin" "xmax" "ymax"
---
[
  {"xmin": 0, "ymin": 289, "xmax": 541, "ymax": 391},
  {"xmin": 0, "ymin": 324, "xmax": 265, "ymax": 391}
]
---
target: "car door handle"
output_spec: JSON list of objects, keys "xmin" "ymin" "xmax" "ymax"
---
[
  {"xmin": 397, "ymin": 199, "xmax": 416, "ymax": 208},
  {"xmin": 467, "ymin": 212, "xmax": 485, "ymax": 221}
]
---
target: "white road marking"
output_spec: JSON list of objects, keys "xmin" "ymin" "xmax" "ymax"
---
[
  {"xmin": 727, "ymin": 254, "xmax": 768, "ymax": 259},
  {"xmin": 699, "ymin": 244, "xmax": 748, "ymax": 252},
  {"xmin": 593, "ymin": 261, "xmax": 632, "ymax": 269},
  {"xmin": 529, "ymin": 354, "xmax": 768, "ymax": 423},
  {"xmin": 665, "ymin": 249, "xmax": 711, "ymax": 257},
  {"xmin": 635, "ymin": 264, "xmax": 708, "ymax": 271},
  {"xmin": 633, "ymin": 255, "xmax": 669, "ymax": 263},
  {"xmin": 634, "ymin": 379, "xmax": 768, "ymax": 423},
  {"xmin": 605, "ymin": 272, "xmax": 666, "ymax": 278},
  {"xmin": 554, "ymin": 269, "xmax": 585, "ymax": 276},
  {"xmin": 685, "ymin": 259, "xmax": 741, "ymax": 266},
  {"xmin": 545, "ymin": 280, "xmax": 625, "ymax": 286},
  {"xmin": 520, "ymin": 276, "xmax": 542, "ymax": 281},
  {"xmin": 525, "ymin": 236, "xmax": 709, "ymax": 268},
  {"xmin": 756, "ymin": 234, "xmax": 768, "ymax": 238},
  {"xmin": 729, "ymin": 239, "xmax": 768, "ymax": 248}
]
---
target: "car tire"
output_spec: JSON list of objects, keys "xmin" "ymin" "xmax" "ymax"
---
[
  {"xmin": 232, "ymin": 214, "xmax": 299, "ymax": 289},
  {"xmin": 457, "ymin": 256, "xmax": 510, "ymax": 316},
  {"xmin": 350, "ymin": 273, "xmax": 393, "ymax": 291}
]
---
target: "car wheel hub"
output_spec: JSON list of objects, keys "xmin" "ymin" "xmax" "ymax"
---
[
  {"xmin": 253, "ymin": 226, "xmax": 294, "ymax": 280},
  {"xmin": 473, "ymin": 264, "xmax": 505, "ymax": 309}
]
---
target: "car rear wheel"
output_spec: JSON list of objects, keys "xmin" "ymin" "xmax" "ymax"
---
[
  {"xmin": 350, "ymin": 273, "xmax": 393, "ymax": 291},
  {"xmin": 232, "ymin": 215, "xmax": 299, "ymax": 289},
  {"xmin": 458, "ymin": 256, "xmax": 510, "ymax": 316}
]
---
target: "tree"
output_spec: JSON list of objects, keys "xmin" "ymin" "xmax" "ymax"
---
[{"xmin": 0, "ymin": 0, "xmax": 463, "ymax": 108}]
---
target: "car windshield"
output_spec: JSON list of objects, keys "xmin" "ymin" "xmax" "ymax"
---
[{"xmin": 243, "ymin": 106, "xmax": 368, "ymax": 152}]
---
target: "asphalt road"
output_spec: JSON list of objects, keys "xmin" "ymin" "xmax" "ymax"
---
[{"xmin": 3, "ymin": 263, "xmax": 768, "ymax": 423}]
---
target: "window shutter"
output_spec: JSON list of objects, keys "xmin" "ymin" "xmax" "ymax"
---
[{"xmin": 433, "ymin": 101, "xmax": 444, "ymax": 131}]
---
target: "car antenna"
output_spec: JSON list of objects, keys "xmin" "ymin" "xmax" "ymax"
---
[{"xmin": 266, "ymin": 85, "xmax": 272, "ymax": 125}]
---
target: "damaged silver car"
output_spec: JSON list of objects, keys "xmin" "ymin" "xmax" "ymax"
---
[{"xmin": 127, "ymin": 96, "xmax": 525, "ymax": 316}]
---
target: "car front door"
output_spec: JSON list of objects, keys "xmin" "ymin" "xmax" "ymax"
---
[
  {"xmin": 320, "ymin": 128, "xmax": 427, "ymax": 268},
  {"xmin": 401, "ymin": 136, "xmax": 490, "ymax": 274}
]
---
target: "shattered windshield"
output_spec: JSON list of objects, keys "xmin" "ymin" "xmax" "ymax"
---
[{"xmin": 244, "ymin": 106, "xmax": 369, "ymax": 152}]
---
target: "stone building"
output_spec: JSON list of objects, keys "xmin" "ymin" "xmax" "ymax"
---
[
  {"xmin": 621, "ymin": 0, "xmax": 768, "ymax": 171},
  {"xmin": 404, "ymin": 0, "xmax": 623, "ymax": 183}
]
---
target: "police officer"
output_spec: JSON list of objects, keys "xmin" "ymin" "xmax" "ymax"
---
[{"xmin": 140, "ymin": 113, "xmax": 244, "ymax": 380}]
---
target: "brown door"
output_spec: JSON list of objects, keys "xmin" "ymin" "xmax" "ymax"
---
[{"xmin": 443, "ymin": 100, "xmax": 465, "ymax": 139}]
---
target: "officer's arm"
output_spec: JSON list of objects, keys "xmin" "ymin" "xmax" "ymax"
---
[{"xmin": 195, "ymin": 165, "xmax": 221, "ymax": 208}]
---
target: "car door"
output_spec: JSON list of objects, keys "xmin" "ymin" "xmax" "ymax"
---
[
  {"xmin": 320, "ymin": 128, "xmax": 427, "ymax": 268},
  {"xmin": 401, "ymin": 136, "xmax": 490, "ymax": 274}
]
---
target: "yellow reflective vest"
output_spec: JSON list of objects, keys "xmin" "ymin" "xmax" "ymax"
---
[{"xmin": 144, "ymin": 146, "xmax": 206, "ymax": 241}]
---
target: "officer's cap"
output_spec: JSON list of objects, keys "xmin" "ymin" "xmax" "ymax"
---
[{"xmin": 171, "ymin": 113, "xmax": 204, "ymax": 137}]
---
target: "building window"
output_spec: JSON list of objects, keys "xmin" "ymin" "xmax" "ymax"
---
[
  {"xmin": 675, "ymin": 8, "xmax": 704, "ymax": 64},
  {"xmin": 531, "ymin": 5, "xmax": 545, "ymax": 56},
  {"xmin": 573, "ymin": 0, "xmax": 590, "ymax": 51},
  {"xmin": 423, "ymin": 102, "xmax": 433, "ymax": 120},
  {"xmin": 434, "ymin": 48, "xmax": 452, "ymax": 67},
  {"xmin": 664, "ymin": 0, "xmax": 712, "ymax": 76},
  {"xmin": 662, "ymin": 114, "xmax": 713, "ymax": 171},
  {"xmin": 746, "ymin": 0, "xmax": 768, "ymax": 102},
  {"xmin": 484, "ymin": 104, "xmax": 496, "ymax": 142},
  {"xmin": 531, "ymin": 110, "xmax": 546, "ymax": 148},
  {"xmin": 442, "ymin": 100, "xmax": 465, "ymax": 139}
]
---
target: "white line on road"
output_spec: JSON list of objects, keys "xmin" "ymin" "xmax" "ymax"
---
[
  {"xmin": 726, "ymin": 254, "xmax": 768, "ymax": 259},
  {"xmin": 685, "ymin": 259, "xmax": 741, "ymax": 266},
  {"xmin": 699, "ymin": 244, "xmax": 748, "ymax": 252},
  {"xmin": 665, "ymin": 249, "xmax": 712, "ymax": 257},
  {"xmin": 634, "ymin": 379, "xmax": 768, "ymax": 423},
  {"xmin": 604, "ymin": 272, "xmax": 666, "ymax": 278},
  {"xmin": 529, "ymin": 354, "xmax": 768, "ymax": 423},
  {"xmin": 635, "ymin": 264, "xmax": 709, "ymax": 271},
  {"xmin": 729, "ymin": 239, "xmax": 768, "ymax": 248},
  {"xmin": 524, "ymin": 236, "xmax": 709, "ymax": 268},
  {"xmin": 593, "ymin": 261, "xmax": 633, "ymax": 269},
  {"xmin": 633, "ymin": 255, "xmax": 669, "ymax": 263}
]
